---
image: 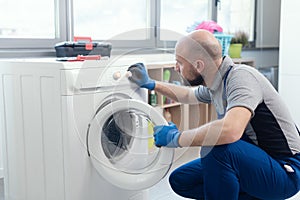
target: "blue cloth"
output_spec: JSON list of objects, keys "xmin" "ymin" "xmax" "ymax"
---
[
  {"xmin": 127, "ymin": 63, "xmax": 155, "ymax": 90},
  {"xmin": 169, "ymin": 140, "xmax": 300, "ymax": 200}
]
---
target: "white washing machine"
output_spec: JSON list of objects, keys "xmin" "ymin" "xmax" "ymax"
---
[{"xmin": 0, "ymin": 57, "xmax": 174, "ymax": 200}]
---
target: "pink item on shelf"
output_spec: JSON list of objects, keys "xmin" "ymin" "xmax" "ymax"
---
[{"xmin": 195, "ymin": 20, "xmax": 223, "ymax": 33}]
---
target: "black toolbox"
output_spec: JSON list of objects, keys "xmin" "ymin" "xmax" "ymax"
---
[{"xmin": 55, "ymin": 36, "xmax": 112, "ymax": 58}]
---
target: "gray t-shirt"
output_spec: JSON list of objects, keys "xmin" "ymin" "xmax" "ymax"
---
[{"xmin": 195, "ymin": 56, "xmax": 300, "ymax": 158}]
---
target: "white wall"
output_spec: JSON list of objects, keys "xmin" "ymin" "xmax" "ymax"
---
[
  {"xmin": 0, "ymin": 128, "xmax": 3, "ymax": 179},
  {"xmin": 256, "ymin": 0, "xmax": 281, "ymax": 48},
  {"xmin": 242, "ymin": 49, "xmax": 279, "ymax": 69},
  {"xmin": 278, "ymin": 0, "xmax": 300, "ymax": 127}
]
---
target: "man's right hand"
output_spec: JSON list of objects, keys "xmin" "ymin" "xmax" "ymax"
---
[
  {"xmin": 154, "ymin": 122, "xmax": 181, "ymax": 148},
  {"xmin": 127, "ymin": 63, "xmax": 155, "ymax": 90}
]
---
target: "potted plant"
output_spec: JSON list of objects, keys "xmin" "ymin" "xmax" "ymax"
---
[{"xmin": 229, "ymin": 31, "xmax": 249, "ymax": 58}]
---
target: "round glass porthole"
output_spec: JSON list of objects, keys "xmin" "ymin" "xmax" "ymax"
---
[
  {"xmin": 101, "ymin": 109, "xmax": 159, "ymax": 174},
  {"xmin": 87, "ymin": 99, "xmax": 174, "ymax": 190}
]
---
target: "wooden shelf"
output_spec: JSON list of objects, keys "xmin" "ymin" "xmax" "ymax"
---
[{"xmin": 147, "ymin": 63, "xmax": 209, "ymax": 131}]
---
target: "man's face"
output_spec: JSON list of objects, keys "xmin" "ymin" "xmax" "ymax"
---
[{"xmin": 175, "ymin": 55, "xmax": 205, "ymax": 86}]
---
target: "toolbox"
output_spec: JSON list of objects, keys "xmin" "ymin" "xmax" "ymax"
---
[{"xmin": 55, "ymin": 36, "xmax": 112, "ymax": 58}]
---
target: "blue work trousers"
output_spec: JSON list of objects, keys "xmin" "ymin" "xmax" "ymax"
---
[{"xmin": 169, "ymin": 140, "xmax": 300, "ymax": 200}]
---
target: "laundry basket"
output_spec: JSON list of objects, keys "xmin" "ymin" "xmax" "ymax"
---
[{"xmin": 214, "ymin": 33, "xmax": 233, "ymax": 56}]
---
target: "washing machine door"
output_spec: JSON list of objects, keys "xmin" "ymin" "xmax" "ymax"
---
[{"xmin": 87, "ymin": 99, "xmax": 174, "ymax": 190}]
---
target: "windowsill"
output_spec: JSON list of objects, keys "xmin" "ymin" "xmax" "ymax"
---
[
  {"xmin": 0, "ymin": 48, "xmax": 176, "ymax": 59},
  {"xmin": 0, "ymin": 48, "xmax": 56, "ymax": 58},
  {"xmin": 242, "ymin": 46, "xmax": 279, "ymax": 51},
  {"xmin": 0, "ymin": 46, "xmax": 279, "ymax": 59}
]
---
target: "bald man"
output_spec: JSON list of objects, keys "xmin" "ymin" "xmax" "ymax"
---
[{"xmin": 128, "ymin": 30, "xmax": 300, "ymax": 200}]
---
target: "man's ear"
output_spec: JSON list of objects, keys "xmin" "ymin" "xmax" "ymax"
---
[{"xmin": 195, "ymin": 60, "xmax": 205, "ymax": 73}]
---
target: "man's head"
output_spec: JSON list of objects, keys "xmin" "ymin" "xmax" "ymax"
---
[{"xmin": 175, "ymin": 30, "xmax": 222, "ymax": 87}]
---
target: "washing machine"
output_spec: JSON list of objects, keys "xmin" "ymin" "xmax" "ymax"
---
[{"xmin": 0, "ymin": 57, "xmax": 174, "ymax": 200}]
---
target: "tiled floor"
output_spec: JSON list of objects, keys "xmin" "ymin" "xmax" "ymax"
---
[
  {"xmin": 149, "ymin": 177, "xmax": 187, "ymax": 200},
  {"xmin": 149, "ymin": 147, "xmax": 200, "ymax": 200}
]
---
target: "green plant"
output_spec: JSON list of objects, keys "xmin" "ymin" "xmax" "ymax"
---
[{"xmin": 230, "ymin": 31, "xmax": 249, "ymax": 47}]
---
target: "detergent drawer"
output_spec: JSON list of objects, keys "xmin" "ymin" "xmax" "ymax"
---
[{"xmin": 60, "ymin": 66, "xmax": 133, "ymax": 95}]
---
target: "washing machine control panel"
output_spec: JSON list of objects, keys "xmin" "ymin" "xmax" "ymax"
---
[{"xmin": 61, "ymin": 63, "xmax": 139, "ymax": 95}]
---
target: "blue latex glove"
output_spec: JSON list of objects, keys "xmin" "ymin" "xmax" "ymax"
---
[
  {"xmin": 154, "ymin": 122, "xmax": 181, "ymax": 148},
  {"xmin": 127, "ymin": 63, "xmax": 155, "ymax": 90}
]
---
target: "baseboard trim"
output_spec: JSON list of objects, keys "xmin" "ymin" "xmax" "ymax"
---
[{"xmin": 0, "ymin": 168, "xmax": 3, "ymax": 179}]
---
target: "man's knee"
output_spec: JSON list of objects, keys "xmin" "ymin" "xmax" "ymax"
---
[
  {"xmin": 201, "ymin": 143, "xmax": 229, "ymax": 160},
  {"xmin": 201, "ymin": 141, "xmax": 245, "ymax": 165},
  {"xmin": 169, "ymin": 168, "xmax": 182, "ymax": 191},
  {"xmin": 169, "ymin": 168, "xmax": 203, "ymax": 199}
]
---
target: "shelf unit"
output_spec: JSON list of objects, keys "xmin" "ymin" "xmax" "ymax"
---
[
  {"xmin": 147, "ymin": 62, "xmax": 209, "ymax": 131},
  {"xmin": 147, "ymin": 63, "xmax": 183, "ymax": 130}
]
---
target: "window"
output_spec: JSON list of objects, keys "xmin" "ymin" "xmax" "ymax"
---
[
  {"xmin": 0, "ymin": 0, "xmax": 66, "ymax": 49},
  {"xmin": 73, "ymin": 0, "xmax": 153, "ymax": 47},
  {"xmin": 0, "ymin": 0, "xmax": 55, "ymax": 38},
  {"xmin": 160, "ymin": 0, "xmax": 210, "ymax": 41},
  {"xmin": 217, "ymin": 0, "xmax": 255, "ymax": 41}
]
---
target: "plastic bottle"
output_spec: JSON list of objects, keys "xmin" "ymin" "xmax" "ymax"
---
[
  {"xmin": 163, "ymin": 69, "xmax": 171, "ymax": 82},
  {"xmin": 164, "ymin": 108, "xmax": 172, "ymax": 122},
  {"xmin": 150, "ymin": 90, "xmax": 157, "ymax": 106},
  {"xmin": 163, "ymin": 69, "xmax": 171, "ymax": 104}
]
